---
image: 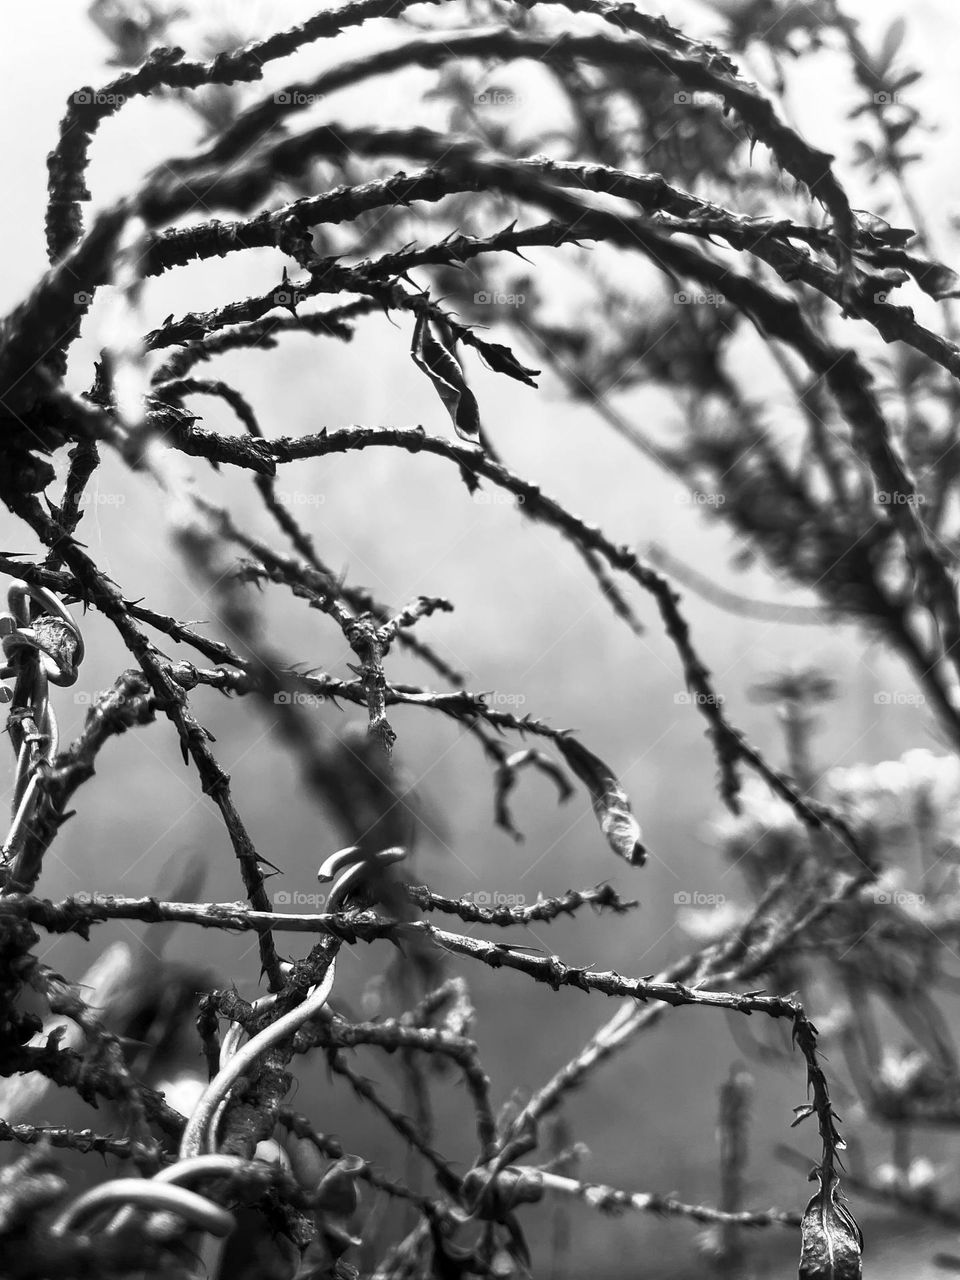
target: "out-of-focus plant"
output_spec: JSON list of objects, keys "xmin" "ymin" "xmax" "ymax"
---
[{"xmin": 2, "ymin": 0, "xmax": 960, "ymax": 1276}]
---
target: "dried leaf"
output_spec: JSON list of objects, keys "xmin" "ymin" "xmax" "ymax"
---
[
  {"xmin": 477, "ymin": 339, "xmax": 540, "ymax": 387},
  {"xmin": 411, "ymin": 310, "xmax": 481, "ymax": 441},
  {"xmin": 315, "ymin": 1155, "xmax": 364, "ymax": 1216},
  {"xmin": 877, "ymin": 17, "xmax": 906, "ymax": 77},
  {"xmin": 851, "ymin": 209, "xmax": 915, "ymax": 247},
  {"xmin": 557, "ymin": 735, "xmax": 646, "ymax": 865},
  {"xmin": 799, "ymin": 1173, "xmax": 862, "ymax": 1280},
  {"xmin": 458, "ymin": 462, "xmax": 481, "ymax": 494},
  {"xmin": 902, "ymin": 255, "xmax": 960, "ymax": 300},
  {"xmin": 891, "ymin": 69, "xmax": 922, "ymax": 93}
]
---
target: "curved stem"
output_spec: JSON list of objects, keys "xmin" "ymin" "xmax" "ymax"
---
[{"xmin": 180, "ymin": 960, "xmax": 337, "ymax": 1159}]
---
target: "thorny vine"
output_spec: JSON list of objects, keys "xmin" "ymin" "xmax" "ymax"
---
[{"xmin": 3, "ymin": 0, "xmax": 960, "ymax": 1275}]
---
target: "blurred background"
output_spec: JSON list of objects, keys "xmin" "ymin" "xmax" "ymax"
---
[{"xmin": 2, "ymin": 1, "xmax": 960, "ymax": 1275}]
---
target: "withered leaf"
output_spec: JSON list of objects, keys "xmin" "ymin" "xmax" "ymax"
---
[
  {"xmin": 557, "ymin": 735, "xmax": 646, "ymax": 866},
  {"xmin": 477, "ymin": 339, "xmax": 540, "ymax": 387},
  {"xmin": 799, "ymin": 1173, "xmax": 862, "ymax": 1280},
  {"xmin": 902, "ymin": 254, "xmax": 960, "ymax": 300},
  {"xmin": 411, "ymin": 310, "xmax": 481, "ymax": 441},
  {"xmin": 851, "ymin": 209, "xmax": 915, "ymax": 247},
  {"xmin": 314, "ymin": 1156, "xmax": 364, "ymax": 1216}
]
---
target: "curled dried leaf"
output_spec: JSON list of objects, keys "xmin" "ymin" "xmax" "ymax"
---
[
  {"xmin": 791, "ymin": 1102, "xmax": 816, "ymax": 1127},
  {"xmin": 411, "ymin": 309, "xmax": 481, "ymax": 442},
  {"xmin": 799, "ymin": 1172, "xmax": 862, "ymax": 1280},
  {"xmin": 477, "ymin": 338, "xmax": 540, "ymax": 387},
  {"xmin": 557, "ymin": 735, "xmax": 646, "ymax": 866},
  {"xmin": 315, "ymin": 1155, "xmax": 365, "ymax": 1216},
  {"xmin": 902, "ymin": 255, "xmax": 960, "ymax": 300}
]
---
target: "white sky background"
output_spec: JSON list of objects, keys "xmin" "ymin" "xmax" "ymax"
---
[{"xmin": 2, "ymin": 3, "xmax": 960, "ymax": 1276}]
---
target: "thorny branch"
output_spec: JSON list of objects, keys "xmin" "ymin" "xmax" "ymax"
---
[{"xmin": 4, "ymin": 0, "xmax": 960, "ymax": 1276}]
